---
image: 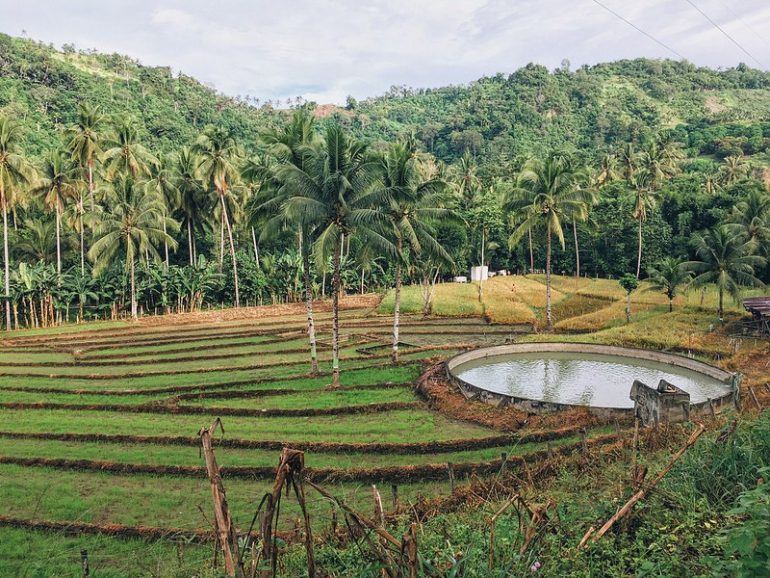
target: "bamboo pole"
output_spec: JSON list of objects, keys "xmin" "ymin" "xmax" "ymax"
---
[{"xmin": 579, "ymin": 423, "xmax": 705, "ymax": 548}]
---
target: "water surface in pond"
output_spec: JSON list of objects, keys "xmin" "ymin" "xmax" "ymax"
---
[{"xmin": 453, "ymin": 351, "xmax": 730, "ymax": 409}]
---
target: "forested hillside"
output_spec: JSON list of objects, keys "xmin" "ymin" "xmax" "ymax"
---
[
  {"xmin": 0, "ymin": 34, "xmax": 279, "ymax": 155},
  {"xmin": 1, "ymin": 32, "xmax": 769, "ymax": 329}
]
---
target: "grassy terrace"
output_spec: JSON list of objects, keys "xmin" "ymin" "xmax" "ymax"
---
[{"xmin": 0, "ymin": 275, "xmax": 760, "ymax": 575}]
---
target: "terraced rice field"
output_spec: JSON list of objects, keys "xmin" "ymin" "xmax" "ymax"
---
[{"xmin": 0, "ymin": 301, "xmax": 620, "ymax": 576}]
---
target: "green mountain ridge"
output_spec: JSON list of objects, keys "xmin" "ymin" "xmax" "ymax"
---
[{"xmin": 3, "ymin": 32, "xmax": 770, "ymax": 168}]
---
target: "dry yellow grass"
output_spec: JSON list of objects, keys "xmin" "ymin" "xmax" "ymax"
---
[
  {"xmin": 481, "ymin": 277, "xmax": 538, "ymax": 324},
  {"xmin": 554, "ymin": 299, "xmax": 658, "ymax": 332}
]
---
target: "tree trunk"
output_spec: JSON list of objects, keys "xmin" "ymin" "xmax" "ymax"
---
[
  {"xmin": 636, "ymin": 218, "xmax": 643, "ymax": 279},
  {"xmin": 2, "ymin": 203, "xmax": 10, "ymax": 330},
  {"xmin": 251, "ymin": 226, "xmax": 259, "ymax": 267},
  {"xmin": 669, "ymin": 298, "xmax": 673, "ymax": 313},
  {"xmin": 218, "ymin": 212, "xmax": 224, "ymax": 272},
  {"xmin": 79, "ymin": 195, "xmax": 85, "ymax": 275},
  {"xmin": 302, "ymin": 243, "xmax": 319, "ymax": 374},
  {"xmin": 573, "ymin": 218, "xmax": 580, "ymax": 279},
  {"xmin": 331, "ymin": 234, "xmax": 342, "ymax": 387},
  {"xmin": 392, "ymin": 253, "xmax": 402, "ymax": 364},
  {"xmin": 163, "ymin": 220, "xmax": 169, "ymax": 268},
  {"xmin": 718, "ymin": 287, "xmax": 724, "ymax": 322},
  {"xmin": 88, "ymin": 162, "xmax": 95, "ymax": 211},
  {"xmin": 221, "ymin": 196, "xmax": 240, "ymax": 307},
  {"xmin": 187, "ymin": 220, "xmax": 194, "ymax": 266},
  {"xmin": 528, "ymin": 228, "xmax": 534, "ymax": 274},
  {"xmin": 546, "ymin": 222, "xmax": 552, "ymax": 329},
  {"xmin": 130, "ymin": 257, "xmax": 137, "ymax": 320},
  {"xmin": 55, "ymin": 202, "xmax": 62, "ymax": 275},
  {"xmin": 626, "ymin": 292, "xmax": 632, "ymax": 323}
]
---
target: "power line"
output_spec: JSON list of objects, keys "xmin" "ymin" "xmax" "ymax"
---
[
  {"xmin": 716, "ymin": 0, "xmax": 770, "ymax": 50},
  {"xmin": 683, "ymin": 0, "xmax": 766, "ymax": 68},
  {"xmin": 589, "ymin": 0, "xmax": 686, "ymax": 60}
]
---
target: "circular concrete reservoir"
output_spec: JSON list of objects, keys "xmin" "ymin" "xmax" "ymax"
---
[{"xmin": 446, "ymin": 343, "xmax": 737, "ymax": 414}]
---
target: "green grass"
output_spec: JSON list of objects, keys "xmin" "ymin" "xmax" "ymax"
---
[
  {"xmin": 0, "ymin": 527, "xmax": 213, "ymax": 578},
  {"xmin": 379, "ymin": 283, "xmax": 484, "ymax": 316},
  {"xmin": 0, "ymin": 433, "xmax": 588, "ymax": 469},
  {"xmin": 0, "ymin": 365, "xmax": 424, "ymax": 405},
  {"xmin": 0, "ymin": 408, "xmax": 493, "ymax": 442},
  {"xmin": 0, "ymin": 463, "xmax": 451, "ymax": 531}
]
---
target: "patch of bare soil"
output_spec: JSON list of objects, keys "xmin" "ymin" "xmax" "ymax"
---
[
  {"xmin": 415, "ymin": 362, "xmax": 607, "ymax": 432},
  {"xmin": 704, "ymin": 95, "xmax": 725, "ymax": 114},
  {"xmin": 135, "ymin": 294, "xmax": 382, "ymax": 327},
  {"xmin": 723, "ymin": 344, "xmax": 770, "ymax": 409}
]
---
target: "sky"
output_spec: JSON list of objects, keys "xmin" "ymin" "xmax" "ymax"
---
[{"xmin": 2, "ymin": 1, "xmax": 770, "ymax": 105}]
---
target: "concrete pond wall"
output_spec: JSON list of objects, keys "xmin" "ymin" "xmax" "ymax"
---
[{"xmin": 445, "ymin": 342, "xmax": 739, "ymax": 423}]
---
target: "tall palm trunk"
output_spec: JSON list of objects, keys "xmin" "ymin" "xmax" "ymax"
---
[
  {"xmin": 130, "ymin": 256, "xmax": 137, "ymax": 320},
  {"xmin": 220, "ymin": 195, "xmax": 240, "ymax": 307},
  {"xmin": 392, "ymin": 239, "xmax": 402, "ymax": 364},
  {"xmin": 331, "ymin": 235, "xmax": 342, "ymax": 387},
  {"xmin": 636, "ymin": 218, "xmax": 643, "ymax": 279},
  {"xmin": 573, "ymin": 218, "xmax": 580, "ymax": 279},
  {"xmin": 546, "ymin": 222, "xmax": 553, "ymax": 329},
  {"xmin": 251, "ymin": 226, "xmax": 259, "ymax": 267},
  {"xmin": 218, "ymin": 212, "xmax": 225, "ymax": 272},
  {"xmin": 187, "ymin": 220, "xmax": 194, "ymax": 266},
  {"xmin": 718, "ymin": 287, "xmax": 724, "ymax": 322},
  {"xmin": 302, "ymin": 242, "xmax": 319, "ymax": 374},
  {"xmin": 528, "ymin": 227, "xmax": 534, "ymax": 274},
  {"xmin": 163, "ymin": 220, "xmax": 169, "ymax": 268},
  {"xmin": 79, "ymin": 193, "xmax": 85, "ymax": 275},
  {"xmin": 55, "ymin": 203, "xmax": 62, "ymax": 275},
  {"xmin": 88, "ymin": 162, "xmax": 95, "ymax": 211},
  {"xmin": 2, "ymin": 202, "xmax": 10, "ymax": 330}
]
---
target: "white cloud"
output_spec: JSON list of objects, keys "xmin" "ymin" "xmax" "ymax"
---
[{"xmin": 1, "ymin": 0, "xmax": 770, "ymax": 104}]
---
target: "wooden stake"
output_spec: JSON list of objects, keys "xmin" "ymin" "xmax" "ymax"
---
[
  {"xmin": 447, "ymin": 463, "xmax": 455, "ymax": 493},
  {"xmin": 749, "ymin": 386, "xmax": 761, "ymax": 410},
  {"xmin": 581, "ymin": 423, "xmax": 706, "ymax": 548},
  {"xmin": 577, "ymin": 526, "xmax": 595, "ymax": 549},
  {"xmin": 81, "ymin": 549, "xmax": 89, "ymax": 578},
  {"xmin": 199, "ymin": 418, "xmax": 240, "ymax": 577},
  {"xmin": 260, "ymin": 448, "xmax": 315, "ymax": 578},
  {"xmin": 391, "ymin": 484, "xmax": 399, "ymax": 509},
  {"xmin": 488, "ymin": 495, "xmax": 520, "ymax": 570},
  {"xmin": 401, "ymin": 522, "xmax": 419, "ymax": 578},
  {"xmin": 499, "ymin": 452, "xmax": 508, "ymax": 475},
  {"xmin": 631, "ymin": 418, "xmax": 639, "ymax": 488}
]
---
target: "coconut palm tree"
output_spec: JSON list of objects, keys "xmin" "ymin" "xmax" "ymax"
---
[
  {"xmin": 619, "ymin": 142, "xmax": 638, "ymax": 182},
  {"xmin": 684, "ymin": 226, "xmax": 765, "ymax": 321},
  {"xmin": 254, "ymin": 109, "xmax": 322, "ymax": 372},
  {"xmin": 103, "ymin": 116, "xmax": 154, "ymax": 179},
  {"xmin": 379, "ymin": 138, "xmax": 451, "ymax": 363},
  {"xmin": 175, "ymin": 147, "xmax": 207, "ymax": 265},
  {"xmin": 647, "ymin": 257, "xmax": 691, "ymax": 312},
  {"xmin": 67, "ymin": 102, "xmax": 105, "ymax": 210},
  {"xmin": 596, "ymin": 152, "xmax": 619, "ymax": 186},
  {"xmin": 718, "ymin": 155, "xmax": 749, "ymax": 186},
  {"xmin": 33, "ymin": 149, "xmax": 82, "ymax": 273},
  {"xmin": 0, "ymin": 116, "xmax": 34, "ymax": 329},
  {"xmin": 507, "ymin": 153, "xmax": 592, "ymax": 328},
  {"xmin": 195, "ymin": 126, "xmax": 242, "ymax": 307},
  {"xmin": 14, "ymin": 218, "xmax": 58, "ymax": 264},
  {"xmin": 145, "ymin": 153, "xmax": 180, "ymax": 267},
  {"xmin": 88, "ymin": 174, "xmax": 178, "ymax": 320},
  {"xmin": 728, "ymin": 189, "xmax": 770, "ymax": 257},
  {"xmin": 279, "ymin": 123, "xmax": 390, "ymax": 386},
  {"xmin": 568, "ymin": 163, "xmax": 597, "ymax": 279},
  {"xmin": 639, "ymin": 139, "xmax": 681, "ymax": 188},
  {"xmin": 631, "ymin": 169, "xmax": 657, "ymax": 279}
]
